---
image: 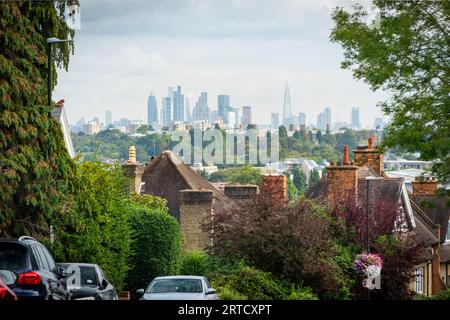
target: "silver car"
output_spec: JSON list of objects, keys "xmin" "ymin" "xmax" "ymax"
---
[{"xmin": 137, "ymin": 276, "xmax": 219, "ymax": 300}]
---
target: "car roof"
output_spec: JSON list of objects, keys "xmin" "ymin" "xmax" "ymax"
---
[
  {"xmin": 57, "ymin": 263, "xmax": 99, "ymax": 268},
  {"xmin": 0, "ymin": 238, "xmax": 33, "ymax": 246},
  {"xmin": 153, "ymin": 275, "xmax": 205, "ymax": 280}
]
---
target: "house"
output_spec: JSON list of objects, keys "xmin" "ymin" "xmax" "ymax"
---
[
  {"xmin": 306, "ymin": 137, "xmax": 443, "ymax": 297},
  {"xmin": 122, "ymin": 148, "xmax": 258, "ymax": 251},
  {"xmin": 52, "ymin": 104, "xmax": 75, "ymax": 158},
  {"xmin": 408, "ymin": 179, "xmax": 450, "ymax": 290}
]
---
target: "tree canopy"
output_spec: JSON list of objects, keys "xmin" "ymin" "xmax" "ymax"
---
[{"xmin": 331, "ymin": 0, "xmax": 450, "ymax": 182}]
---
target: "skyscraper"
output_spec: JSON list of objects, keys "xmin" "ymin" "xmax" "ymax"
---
[
  {"xmin": 271, "ymin": 113, "xmax": 279, "ymax": 129},
  {"xmin": 324, "ymin": 107, "xmax": 331, "ymax": 128},
  {"xmin": 193, "ymin": 92, "xmax": 209, "ymax": 121},
  {"xmin": 299, "ymin": 112, "xmax": 306, "ymax": 126},
  {"xmin": 185, "ymin": 97, "xmax": 191, "ymax": 123},
  {"xmin": 147, "ymin": 93, "xmax": 158, "ymax": 128},
  {"xmin": 218, "ymin": 95, "xmax": 230, "ymax": 122},
  {"xmin": 242, "ymin": 106, "xmax": 252, "ymax": 126},
  {"xmin": 351, "ymin": 107, "xmax": 360, "ymax": 129},
  {"xmin": 173, "ymin": 86, "xmax": 184, "ymax": 122},
  {"xmin": 282, "ymin": 82, "xmax": 293, "ymax": 126},
  {"xmin": 105, "ymin": 110, "xmax": 112, "ymax": 128},
  {"xmin": 162, "ymin": 96, "xmax": 172, "ymax": 127},
  {"xmin": 234, "ymin": 108, "xmax": 241, "ymax": 128},
  {"xmin": 316, "ymin": 112, "xmax": 326, "ymax": 130}
]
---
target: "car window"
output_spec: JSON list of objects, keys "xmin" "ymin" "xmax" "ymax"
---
[
  {"xmin": 80, "ymin": 266, "xmax": 98, "ymax": 286},
  {"xmin": 40, "ymin": 246, "xmax": 56, "ymax": 271},
  {"xmin": 0, "ymin": 243, "xmax": 29, "ymax": 270},
  {"xmin": 31, "ymin": 245, "xmax": 45, "ymax": 270},
  {"xmin": 204, "ymin": 278, "xmax": 212, "ymax": 289},
  {"xmin": 149, "ymin": 279, "xmax": 203, "ymax": 293},
  {"xmin": 34, "ymin": 246, "xmax": 50, "ymax": 271}
]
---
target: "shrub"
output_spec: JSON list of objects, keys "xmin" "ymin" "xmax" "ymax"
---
[
  {"xmin": 431, "ymin": 288, "xmax": 450, "ymax": 300},
  {"xmin": 52, "ymin": 161, "xmax": 131, "ymax": 290},
  {"xmin": 127, "ymin": 205, "xmax": 182, "ymax": 294},
  {"xmin": 179, "ymin": 250, "xmax": 209, "ymax": 276},
  {"xmin": 218, "ymin": 288, "xmax": 248, "ymax": 300},
  {"xmin": 211, "ymin": 265, "xmax": 317, "ymax": 300}
]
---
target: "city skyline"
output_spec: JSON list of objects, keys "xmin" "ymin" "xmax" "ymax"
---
[{"xmin": 55, "ymin": 0, "xmax": 388, "ymax": 128}]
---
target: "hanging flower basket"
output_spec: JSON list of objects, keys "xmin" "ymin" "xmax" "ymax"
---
[{"xmin": 355, "ymin": 253, "xmax": 383, "ymax": 289}]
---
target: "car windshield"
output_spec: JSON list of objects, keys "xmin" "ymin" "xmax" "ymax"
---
[
  {"xmin": 66, "ymin": 265, "xmax": 98, "ymax": 288},
  {"xmin": 0, "ymin": 243, "xmax": 28, "ymax": 270},
  {"xmin": 149, "ymin": 279, "xmax": 203, "ymax": 293}
]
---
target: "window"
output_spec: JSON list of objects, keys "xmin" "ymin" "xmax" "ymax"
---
[
  {"xmin": 31, "ymin": 246, "xmax": 45, "ymax": 270},
  {"xmin": 446, "ymin": 222, "xmax": 450, "ymax": 242},
  {"xmin": 415, "ymin": 268, "xmax": 424, "ymax": 294},
  {"xmin": 0, "ymin": 243, "xmax": 29, "ymax": 270},
  {"xmin": 149, "ymin": 279, "xmax": 203, "ymax": 293},
  {"xmin": 40, "ymin": 246, "xmax": 56, "ymax": 271},
  {"xmin": 35, "ymin": 246, "xmax": 50, "ymax": 271}
]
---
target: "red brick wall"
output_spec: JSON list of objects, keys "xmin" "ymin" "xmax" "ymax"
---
[
  {"xmin": 262, "ymin": 175, "xmax": 287, "ymax": 205},
  {"xmin": 326, "ymin": 166, "xmax": 358, "ymax": 205},
  {"xmin": 353, "ymin": 150, "xmax": 384, "ymax": 175},
  {"xmin": 412, "ymin": 181, "xmax": 438, "ymax": 195}
]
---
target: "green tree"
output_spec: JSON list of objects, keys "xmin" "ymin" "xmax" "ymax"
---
[
  {"xmin": 331, "ymin": 0, "xmax": 450, "ymax": 182},
  {"xmin": 229, "ymin": 165, "xmax": 262, "ymax": 185},
  {"xmin": 309, "ymin": 169, "xmax": 320, "ymax": 187},
  {"xmin": 136, "ymin": 125, "xmax": 150, "ymax": 135},
  {"xmin": 127, "ymin": 198, "xmax": 181, "ymax": 293},
  {"xmin": 293, "ymin": 168, "xmax": 307, "ymax": 194},
  {"xmin": 285, "ymin": 174, "xmax": 299, "ymax": 201},
  {"xmin": 0, "ymin": 0, "xmax": 77, "ymax": 237},
  {"xmin": 53, "ymin": 161, "xmax": 131, "ymax": 290},
  {"xmin": 316, "ymin": 130, "xmax": 323, "ymax": 144}
]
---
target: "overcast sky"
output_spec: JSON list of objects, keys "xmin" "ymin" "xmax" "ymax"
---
[{"xmin": 54, "ymin": 0, "xmax": 388, "ymax": 128}]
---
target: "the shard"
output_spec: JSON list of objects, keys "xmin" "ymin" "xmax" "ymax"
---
[{"xmin": 282, "ymin": 82, "xmax": 293, "ymax": 126}]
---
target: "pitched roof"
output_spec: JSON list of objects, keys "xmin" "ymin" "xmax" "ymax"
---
[
  {"xmin": 141, "ymin": 150, "xmax": 235, "ymax": 219},
  {"xmin": 410, "ymin": 194, "xmax": 450, "ymax": 243}
]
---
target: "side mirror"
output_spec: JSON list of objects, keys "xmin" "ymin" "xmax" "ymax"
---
[
  {"xmin": 101, "ymin": 279, "xmax": 108, "ymax": 289},
  {"xmin": 206, "ymin": 288, "xmax": 216, "ymax": 295},
  {"xmin": 136, "ymin": 289, "xmax": 145, "ymax": 295},
  {"xmin": 58, "ymin": 267, "xmax": 67, "ymax": 278}
]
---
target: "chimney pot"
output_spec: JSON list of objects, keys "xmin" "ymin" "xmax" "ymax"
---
[
  {"xmin": 368, "ymin": 136, "xmax": 374, "ymax": 149},
  {"xmin": 343, "ymin": 145, "xmax": 350, "ymax": 165}
]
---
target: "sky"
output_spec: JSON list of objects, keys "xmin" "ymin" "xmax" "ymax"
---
[{"xmin": 54, "ymin": 0, "xmax": 389, "ymax": 128}]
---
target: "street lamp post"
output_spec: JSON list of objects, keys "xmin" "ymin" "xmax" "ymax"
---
[{"xmin": 46, "ymin": 37, "xmax": 73, "ymax": 106}]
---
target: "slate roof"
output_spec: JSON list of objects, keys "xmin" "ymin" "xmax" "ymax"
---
[
  {"xmin": 141, "ymin": 150, "xmax": 235, "ymax": 220},
  {"xmin": 409, "ymin": 194, "xmax": 450, "ymax": 243}
]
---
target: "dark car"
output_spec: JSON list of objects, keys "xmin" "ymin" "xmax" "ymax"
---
[
  {"xmin": 58, "ymin": 263, "xmax": 118, "ymax": 300},
  {"xmin": 0, "ymin": 236, "xmax": 69, "ymax": 300}
]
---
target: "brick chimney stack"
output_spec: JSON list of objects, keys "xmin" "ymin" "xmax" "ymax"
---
[
  {"xmin": 353, "ymin": 136, "xmax": 384, "ymax": 175},
  {"xmin": 179, "ymin": 190, "xmax": 214, "ymax": 251},
  {"xmin": 122, "ymin": 145, "xmax": 144, "ymax": 194},
  {"xmin": 327, "ymin": 145, "xmax": 358, "ymax": 205},
  {"xmin": 224, "ymin": 185, "xmax": 259, "ymax": 202},
  {"xmin": 262, "ymin": 174, "xmax": 287, "ymax": 205},
  {"xmin": 412, "ymin": 176, "xmax": 438, "ymax": 195}
]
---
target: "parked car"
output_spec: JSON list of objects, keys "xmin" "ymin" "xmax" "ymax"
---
[
  {"xmin": 0, "ymin": 236, "xmax": 69, "ymax": 300},
  {"xmin": 137, "ymin": 276, "xmax": 219, "ymax": 300},
  {"xmin": 58, "ymin": 263, "xmax": 118, "ymax": 300},
  {"xmin": 0, "ymin": 270, "xmax": 18, "ymax": 300}
]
